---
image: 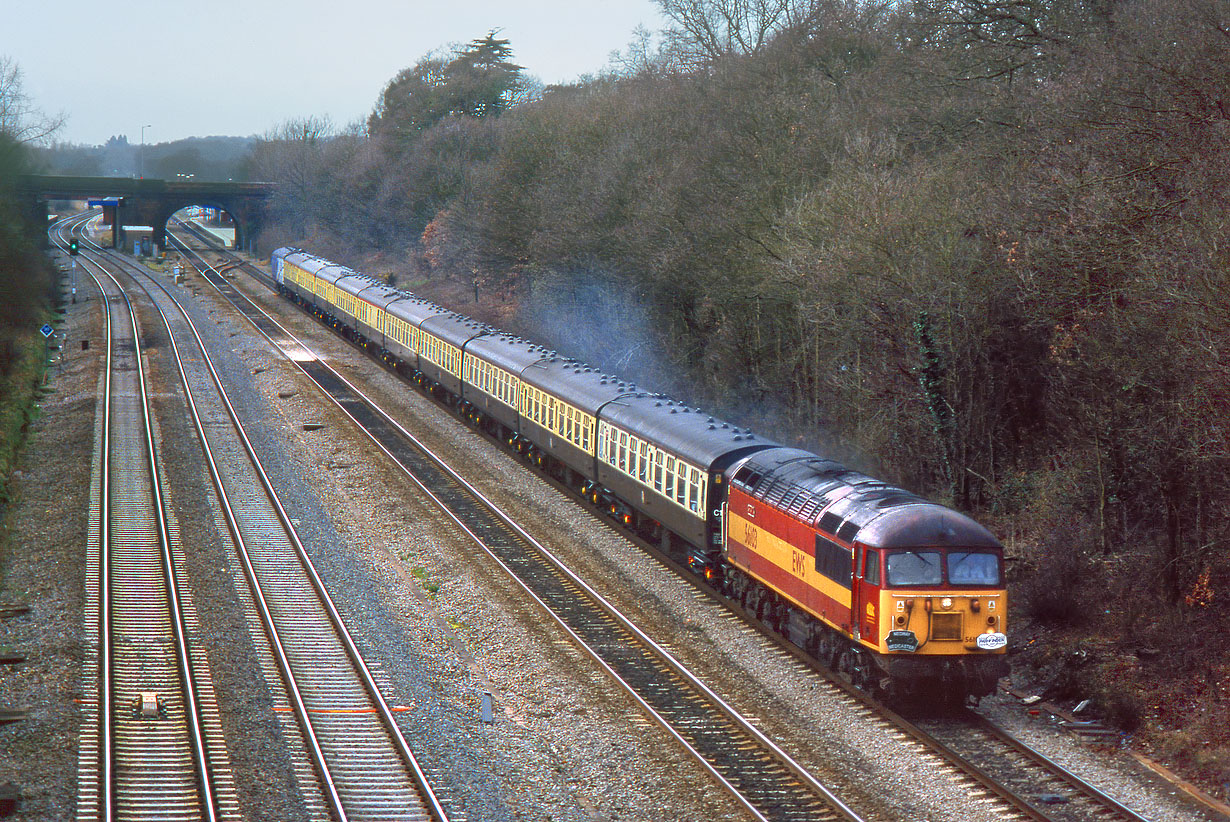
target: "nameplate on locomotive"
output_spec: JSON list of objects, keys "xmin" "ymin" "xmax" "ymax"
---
[{"xmin": 885, "ymin": 630, "xmax": 919, "ymax": 652}]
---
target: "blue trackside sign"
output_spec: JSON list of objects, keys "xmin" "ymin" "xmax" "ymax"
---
[{"xmin": 39, "ymin": 324, "xmax": 54, "ymax": 338}]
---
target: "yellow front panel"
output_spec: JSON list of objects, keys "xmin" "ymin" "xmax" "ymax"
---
[{"xmin": 876, "ymin": 591, "xmax": 1007, "ymax": 655}]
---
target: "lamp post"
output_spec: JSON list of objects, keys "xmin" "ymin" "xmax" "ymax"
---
[{"xmin": 139, "ymin": 124, "xmax": 152, "ymax": 179}]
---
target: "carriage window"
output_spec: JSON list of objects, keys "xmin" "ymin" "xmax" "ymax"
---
[
  {"xmin": 947, "ymin": 551, "xmax": 1001, "ymax": 586},
  {"xmin": 885, "ymin": 551, "xmax": 942, "ymax": 586}
]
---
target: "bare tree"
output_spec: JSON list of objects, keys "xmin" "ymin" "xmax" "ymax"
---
[
  {"xmin": 0, "ymin": 55, "xmax": 64, "ymax": 143},
  {"xmin": 609, "ymin": 25, "xmax": 675, "ymax": 77},
  {"xmin": 654, "ymin": 0, "xmax": 835, "ymax": 63},
  {"xmin": 247, "ymin": 115, "xmax": 337, "ymax": 236}
]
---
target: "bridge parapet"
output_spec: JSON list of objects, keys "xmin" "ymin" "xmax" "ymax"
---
[{"xmin": 19, "ymin": 175, "xmax": 274, "ymax": 252}]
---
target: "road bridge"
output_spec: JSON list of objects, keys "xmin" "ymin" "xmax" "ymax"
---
[{"xmin": 19, "ymin": 175, "xmax": 273, "ymax": 253}]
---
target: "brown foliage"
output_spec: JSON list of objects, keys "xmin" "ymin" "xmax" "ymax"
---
[{"xmin": 253, "ymin": 0, "xmax": 1230, "ymax": 672}]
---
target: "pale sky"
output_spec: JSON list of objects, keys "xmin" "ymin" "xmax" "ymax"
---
[{"xmin": 3, "ymin": 0, "xmax": 665, "ymax": 146}]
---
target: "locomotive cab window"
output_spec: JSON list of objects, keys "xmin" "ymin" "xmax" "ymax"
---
[
  {"xmin": 885, "ymin": 551, "xmax": 942, "ymax": 586},
  {"xmin": 864, "ymin": 549, "xmax": 881, "ymax": 586},
  {"xmin": 947, "ymin": 551, "xmax": 1001, "ymax": 586}
]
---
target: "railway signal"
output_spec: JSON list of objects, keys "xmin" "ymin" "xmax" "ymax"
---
[{"xmin": 69, "ymin": 239, "xmax": 78, "ymax": 255}]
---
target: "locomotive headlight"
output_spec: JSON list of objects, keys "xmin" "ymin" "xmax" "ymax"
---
[
  {"xmin": 970, "ymin": 598, "xmax": 981, "ymax": 613},
  {"xmin": 941, "ymin": 597, "xmax": 953, "ymax": 609}
]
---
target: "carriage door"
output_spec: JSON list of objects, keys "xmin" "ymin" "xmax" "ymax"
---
[{"xmin": 855, "ymin": 544, "xmax": 880, "ymax": 644}]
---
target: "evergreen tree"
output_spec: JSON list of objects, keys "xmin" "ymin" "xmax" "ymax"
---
[{"xmin": 370, "ymin": 32, "xmax": 525, "ymax": 141}]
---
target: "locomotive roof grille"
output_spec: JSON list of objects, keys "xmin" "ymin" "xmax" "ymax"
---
[
  {"xmin": 798, "ymin": 497, "xmax": 824, "ymax": 520},
  {"xmin": 836, "ymin": 521, "xmax": 861, "ymax": 542},
  {"xmin": 818, "ymin": 511, "xmax": 842, "ymax": 535}
]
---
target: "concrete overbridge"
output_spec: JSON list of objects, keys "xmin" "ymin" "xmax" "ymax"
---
[{"xmin": 19, "ymin": 174, "xmax": 273, "ymax": 253}]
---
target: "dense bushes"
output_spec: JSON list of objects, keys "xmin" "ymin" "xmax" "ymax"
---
[
  {"xmin": 0, "ymin": 131, "xmax": 60, "ymax": 501},
  {"xmin": 250, "ymin": 3, "xmax": 1230, "ymax": 721}
]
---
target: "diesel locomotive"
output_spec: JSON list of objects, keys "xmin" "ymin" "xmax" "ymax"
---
[{"xmin": 271, "ymin": 247, "xmax": 1009, "ymax": 701}]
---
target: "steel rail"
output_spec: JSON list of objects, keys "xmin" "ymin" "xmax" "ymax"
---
[
  {"xmin": 98, "ymin": 229, "xmax": 448, "ymax": 822},
  {"xmin": 951, "ymin": 711, "xmax": 1151, "ymax": 821},
  {"xmin": 54, "ymin": 214, "xmax": 218, "ymax": 820}
]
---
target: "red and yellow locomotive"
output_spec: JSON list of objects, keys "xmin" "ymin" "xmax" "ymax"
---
[{"xmin": 721, "ymin": 449, "xmax": 1008, "ymax": 700}]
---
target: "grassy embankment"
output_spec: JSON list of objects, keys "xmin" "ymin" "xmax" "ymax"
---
[{"xmin": 0, "ymin": 321, "xmax": 53, "ymax": 504}]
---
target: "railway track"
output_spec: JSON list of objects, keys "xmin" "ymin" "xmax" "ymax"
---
[
  {"xmin": 909, "ymin": 708, "xmax": 1150, "ymax": 822},
  {"xmin": 65, "ymin": 214, "xmax": 450, "ymax": 822},
  {"xmin": 170, "ymin": 229, "xmax": 1191, "ymax": 822},
  {"xmin": 56, "ymin": 217, "xmax": 236, "ymax": 821}
]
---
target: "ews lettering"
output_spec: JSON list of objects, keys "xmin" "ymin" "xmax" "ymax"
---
[
  {"xmin": 742, "ymin": 521, "xmax": 759, "ymax": 550},
  {"xmin": 791, "ymin": 550, "xmax": 807, "ymax": 578}
]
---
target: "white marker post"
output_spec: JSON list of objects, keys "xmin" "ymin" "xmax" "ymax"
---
[{"xmin": 39, "ymin": 323, "xmax": 54, "ymax": 383}]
